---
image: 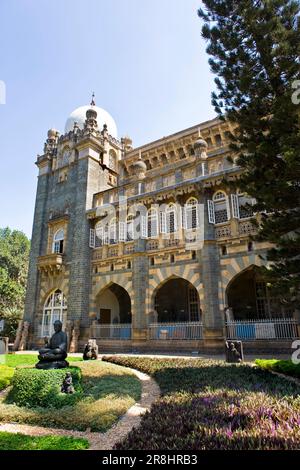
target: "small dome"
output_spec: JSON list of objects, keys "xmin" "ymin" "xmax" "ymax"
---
[
  {"xmin": 65, "ymin": 105, "xmax": 117, "ymax": 137},
  {"xmin": 48, "ymin": 128, "xmax": 59, "ymax": 139},
  {"xmin": 133, "ymin": 159, "xmax": 147, "ymax": 171},
  {"xmin": 194, "ymin": 137, "xmax": 208, "ymax": 149}
]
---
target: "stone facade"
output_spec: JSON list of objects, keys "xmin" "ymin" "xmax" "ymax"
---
[{"xmin": 22, "ymin": 103, "xmax": 293, "ymax": 353}]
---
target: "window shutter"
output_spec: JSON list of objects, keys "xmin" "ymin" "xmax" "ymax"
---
[
  {"xmin": 173, "ymin": 209, "xmax": 178, "ymax": 232},
  {"xmin": 178, "ymin": 206, "xmax": 184, "ymax": 230},
  {"xmin": 104, "ymin": 230, "xmax": 109, "ymax": 245},
  {"xmin": 195, "ymin": 205, "xmax": 200, "ymax": 228},
  {"xmin": 181, "ymin": 206, "xmax": 187, "ymax": 229},
  {"xmin": 159, "ymin": 211, "xmax": 167, "ymax": 234},
  {"xmin": 231, "ymin": 194, "xmax": 240, "ymax": 219},
  {"xmin": 153, "ymin": 213, "xmax": 159, "ymax": 237},
  {"xmin": 141, "ymin": 215, "xmax": 148, "ymax": 238},
  {"xmin": 119, "ymin": 222, "xmax": 126, "ymax": 242},
  {"xmin": 89, "ymin": 229, "xmax": 95, "ymax": 248},
  {"xmin": 109, "ymin": 223, "xmax": 117, "ymax": 243},
  {"xmin": 207, "ymin": 200, "xmax": 215, "ymax": 224},
  {"xmin": 226, "ymin": 196, "xmax": 231, "ymax": 220},
  {"xmin": 96, "ymin": 226, "xmax": 104, "ymax": 246}
]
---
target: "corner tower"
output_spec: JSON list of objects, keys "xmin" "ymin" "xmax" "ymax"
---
[{"xmin": 22, "ymin": 99, "xmax": 121, "ymax": 349}]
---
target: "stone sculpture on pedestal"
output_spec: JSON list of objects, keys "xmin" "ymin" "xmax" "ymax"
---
[{"xmin": 36, "ymin": 320, "xmax": 69, "ymax": 369}]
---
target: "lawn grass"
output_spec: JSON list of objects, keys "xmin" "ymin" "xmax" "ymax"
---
[
  {"xmin": 3, "ymin": 354, "xmax": 82, "ymax": 368},
  {"xmin": 0, "ymin": 361, "xmax": 141, "ymax": 432},
  {"xmin": 0, "ymin": 367, "xmax": 14, "ymax": 391},
  {"xmin": 255, "ymin": 359, "xmax": 300, "ymax": 379},
  {"xmin": 103, "ymin": 356, "xmax": 300, "ymax": 450},
  {"xmin": 0, "ymin": 431, "xmax": 89, "ymax": 450},
  {"xmin": 0, "ymin": 354, "xmax": 82, "ymax": 391}
]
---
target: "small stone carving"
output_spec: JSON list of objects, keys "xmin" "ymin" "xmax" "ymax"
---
[
  {"xmin": 61, "ymin": 372, "xmax": 74, "ymax": 394},
  {"xmin": 225, "ymin": 340, "xmax": 244, "ymax": 363},
  {"xmin": 83, "ymin": 339, "xmax": 98, "ymax": 361},
  {"xmin": 19, "ymin": 321, "xmax": 30, "ymax": 351},
  {"xmin": 69, "ymin": 320, "xmax": 80, "ymax": 353},
  {"xmin": 36, "ymin": 320, "xmax": 69, "ymax": 369},
  {"xmin": 13, "ymin": 320, "xmax": 24, "ymax": 351}
]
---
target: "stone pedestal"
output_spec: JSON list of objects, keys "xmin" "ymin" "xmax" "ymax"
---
[
  {"xmin": 35, "ymin": 359, "xmax": 69, "ymax": 370},
  {"xmin": 0, "ymin": 337, "xmax": 9, "ymax": 356},
  {"xmin": 203, "ymin": 327, "xmax": 224, "ymax": 351}
]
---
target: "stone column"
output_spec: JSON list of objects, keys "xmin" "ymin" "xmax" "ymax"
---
[
  {"xmin": 131, "ymin": 238, "xmax": 148, "ymax": 346},
  {"xmin": 200, "ymin": 191, "xmax": 225, "ymax": 351}
]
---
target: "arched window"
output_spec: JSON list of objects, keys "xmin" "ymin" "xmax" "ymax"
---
[
  {"xmin": 61, "ymin": 147, "xmax": 70, "ymax": 167},
  {"xmin": 215, "ymin": 134, "xmax": 222, "ymax": 147},
  {"xmin": 147, "ymin": 208, "xmax": 158, "ymax": 238},
  {"xmin": 126, "ymin": 214, "xmax": 134, "ymax": 241},
  {"xmin": 109, "ymin": 149, "xmax": 117, "ymax": 171},
  {"xmin": 166, "ymin": 204, "xmax": 177, "ymax": 233},
  {"xmin": 185, "ymin": 197, "xmax": 198, "ymax": 230},
  {"xmin": 188, "ymin": 285, "xmax": 201, "ymax": 322},
  {"xmin": 213, "ymin": 191, "xmax": 230, "ymax": 224},
  {"xmin": 108, "ymin": 217, "xmax": 117, "ymax": 244},
  {"xmin": 41, "ymin": 289, "xmax": 67, "ymax": 337},
  {"xmin": 237, "ymin": 191, "xmax": 255, "ymax": 219},
  {"xmin": 52, "ymin": 229, "xmax": 64, "ymax": 254}
]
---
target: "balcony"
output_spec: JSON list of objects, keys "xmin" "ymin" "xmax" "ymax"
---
[{"xmin": 37, "ymin": 253, "xmax": 64, "ymax": 274}]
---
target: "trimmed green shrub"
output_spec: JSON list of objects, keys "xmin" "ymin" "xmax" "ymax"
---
[
  {"xmin": 0, "ymin": 366, "xmax": 14, "ymax": 391},
  {"xmin": 6, "ymin": 367, "xmax": 83, "ymax": 408},
  {"xmin": 255, "ymin": 359, "xmax": 300, "ymax": 379}
]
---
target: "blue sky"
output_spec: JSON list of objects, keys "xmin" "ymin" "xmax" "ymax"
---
[{"xmin": 0, "ymin": 0, "xmax": 216, "ymax": 237}]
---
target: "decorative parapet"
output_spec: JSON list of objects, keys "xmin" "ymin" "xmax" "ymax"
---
[
  {"xmin": 215, "ymin": 223, "xmax": 232, "ymax": 239},
  {"xmin": 37, "ymin": 253, "xmax": 64, "ymax": 274},
  {"xmin": 239, "ymin": 220, "xmax": 257, "ymax": 236}
]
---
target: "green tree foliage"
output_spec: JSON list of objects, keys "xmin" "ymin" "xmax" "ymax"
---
[
  {"xmin": 198, "ymin": 0, "xmax": 300, "ymax": 305},
  {"xmin": 0, "ymin": 227, "xmax": 30, "ymax": 337}
]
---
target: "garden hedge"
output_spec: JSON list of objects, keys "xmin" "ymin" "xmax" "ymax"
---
[
  {"xmin": 7, "ymin": 367, "xmax": 82, "ymax": 408},
  {"xmin": 255, "ymin": 359, "xmax": 300, "ymax": 379}
]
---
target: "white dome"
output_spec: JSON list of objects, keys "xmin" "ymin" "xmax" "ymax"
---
[{"xmin": 64, "ymin": 105, "xmax": 117, "ymax": 137}]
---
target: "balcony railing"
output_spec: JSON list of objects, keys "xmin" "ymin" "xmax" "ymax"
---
[
  {"xmin": 90, "ymin": 323, "xmax": 132, "ymax": 340},
  {"xmin": 37, "ymin": 253, "xmax": 64, "ymax": 274},
  {"xmin": 149, "ymin": 322, "xmax": 203, "ymax": 340},
  {"xmin": 226, "ymin": 318, "xmax": 299, "ymax": 340}
]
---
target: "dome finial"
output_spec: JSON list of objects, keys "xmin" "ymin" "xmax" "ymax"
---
[{"xmin": 90, "ymin": 92, "xmax": 96, "ymax": 106}]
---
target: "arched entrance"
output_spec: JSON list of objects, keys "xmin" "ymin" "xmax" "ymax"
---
[
  {"xmin": 226, "ymin": 266, "xmax": 291, "ymax": 320},
  {"xmin": 154, "ymin": 277, "xmax": 201, "ymax": 323},
  {"xmin": 94, "ymin": 283, "xmax": 132, "ymax": 340},
  {"xmin": 96, "ymin": 283, "xmax": 132, "ymax": 324}
]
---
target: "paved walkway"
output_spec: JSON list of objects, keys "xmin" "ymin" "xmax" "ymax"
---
[{"xmin": 0, "ymin": 366, "xmax": 160, "ymax": 450}]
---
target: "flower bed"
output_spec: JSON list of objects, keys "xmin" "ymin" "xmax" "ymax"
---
[{"xmin": 103, "ymin": 356, "xmax": 300, "ymax": 450}]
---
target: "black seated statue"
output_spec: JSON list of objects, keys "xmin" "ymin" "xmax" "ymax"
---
[
  {"xmin": 36, "ymin": 320, "xmax": 69, "ymax": 369},
  {"xmin": 83, "ymin": 339, "xmax": 98, "ymax": 361}
]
